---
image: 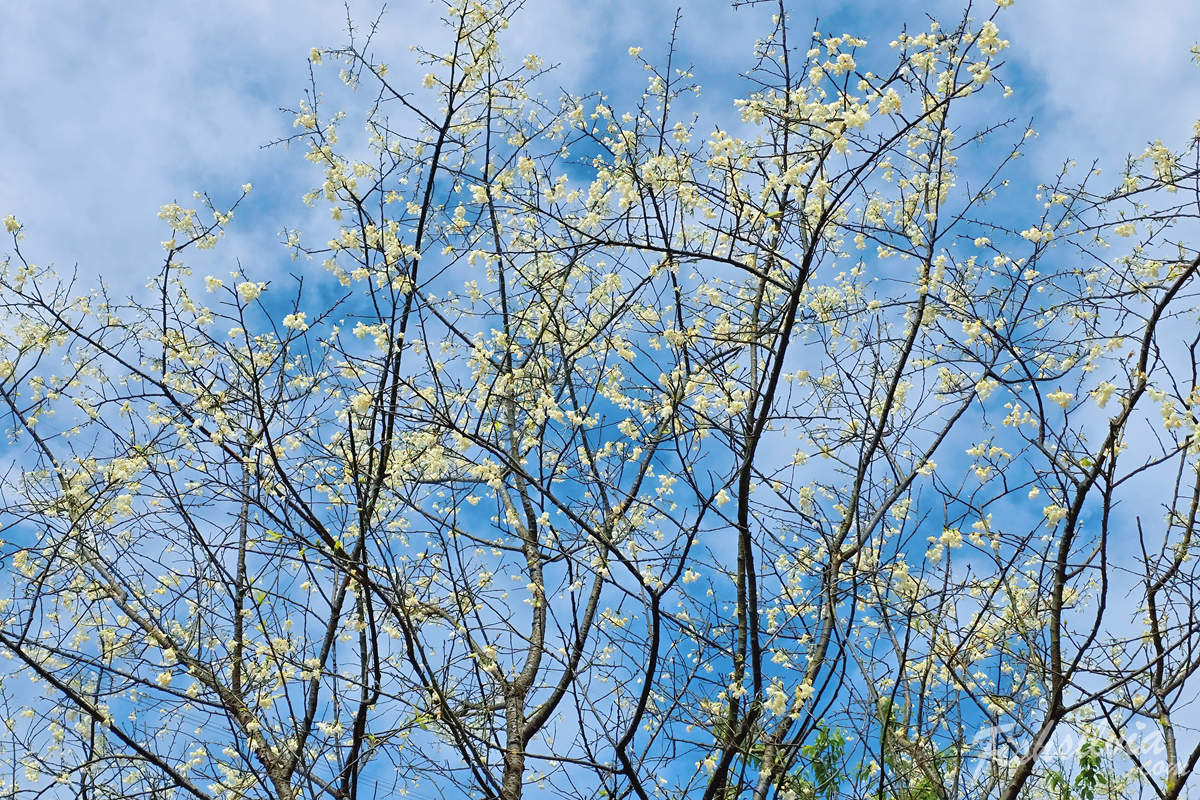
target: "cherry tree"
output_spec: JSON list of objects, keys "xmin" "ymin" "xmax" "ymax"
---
[{"xmin": 3, "ymin": 2, "xmax": 1200, "ymax": 799}]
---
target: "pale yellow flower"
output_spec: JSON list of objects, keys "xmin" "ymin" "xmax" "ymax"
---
[
  {"xmin": 1043, "ymin": 504, "xmax": 1068, "ymax": 524},
  {"xmin": 350, "ymin": 392, "xmax": 372, "ymax": 415},
  {"xmin": 1047, "ymin": 389, "xmax": 1072, "ymax": 408},
  {"xmin": 237, "ymin": 281, "xmax": 263, "ymax": 302},
  {"xmin": 1091, "ymin": 381, "xmax": 1116, "ymax": 408},
  {"xmin": 282, "ymin": 312, "xmax": 308, "ymax": 331}
]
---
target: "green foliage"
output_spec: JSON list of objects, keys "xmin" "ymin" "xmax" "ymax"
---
[{"xmin": 799, "ymin": 722, "xmax": 848, "ymax": 800}]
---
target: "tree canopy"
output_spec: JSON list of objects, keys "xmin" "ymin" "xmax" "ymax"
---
[{"xmin": 3, "ymin": 2, "xmax": 1200, "ymax": 799}]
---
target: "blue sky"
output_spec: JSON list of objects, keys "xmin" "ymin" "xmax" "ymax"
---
[
  {"xmin": 2, "ymin": 2, "xmax": 1200, "ymax": 796},
  {"xmin": 2, "ymin": 0, "xmax": 1199, "ymax": 298}
]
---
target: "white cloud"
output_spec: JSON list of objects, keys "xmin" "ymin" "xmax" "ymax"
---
[
  {"xmin": 0, "ymin": 2, "xmax": 336, "ymax": 288},
  {"xmin": 2, "ymin": 0, "xmax": 1196, "ymax": 292},
  {"xmin": 1003, "ymin": 0, "xmax": 1200, "ymax": 170}
]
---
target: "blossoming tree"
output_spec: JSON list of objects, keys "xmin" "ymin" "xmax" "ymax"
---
[{"xmin": 3, "ymin": 1, "xmax": 1200, "ymax": 799}]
